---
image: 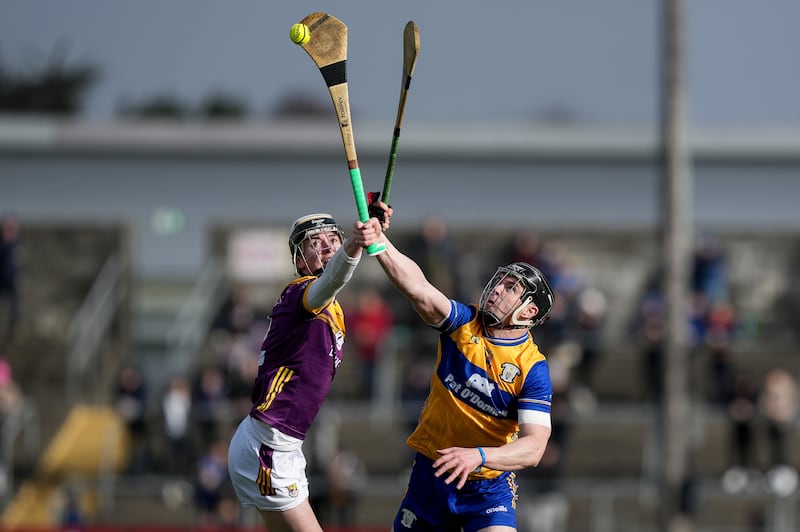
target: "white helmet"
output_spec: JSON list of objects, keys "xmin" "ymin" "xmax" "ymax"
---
[{"xmin": 288, "ymin": 213, "xmax": 344, "ymax": 275}]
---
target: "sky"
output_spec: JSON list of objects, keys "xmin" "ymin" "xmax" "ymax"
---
[{"xmin": 1, "ymin": 0, "xmax": 799, "ymax": 127}]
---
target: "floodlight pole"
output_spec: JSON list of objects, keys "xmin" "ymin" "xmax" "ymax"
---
[{"xmin": 659, "ymin": 0, "xmax": 693, "ymax": 531}]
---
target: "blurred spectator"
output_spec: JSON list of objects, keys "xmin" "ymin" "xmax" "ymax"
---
[
  {"xmin": 215, "ymin": 492, "xmax": 242, "ymax": 529},
  {"xmin": 759, "ymin": 367, "xmax": 799, "ymax": 495},
  {"xmin": 702, "ymin": 299, "xmax": 739, "ymax": 404},
  {"xmin": 723, "ymin": 367, "xmax": 800, "ymax": 496},
  {"xmin": 194, "ymin": 439, "xmax": 233, "ymax": 528},
  {"xmin": 210, "ymin": 285, "xmax": 260, "ymax": 395},
  {"xmin": 401, "ymin": 215, "xmax": 464, "ymax": 364},
  {"xmin": 780, "ymin": 248, "xmax": 800, "ymax": 343},
  {"xmin": 398, "ymin": 356, "xmax": 435, "ymax": 466},
  {"xmin": 634, "ymin": 287, "xmax": 666, "ymax": 403},
  {"xmin": 401, "ymin": 356, "xmax": 433, "ymax": 428},
  {"xmin": 58, "ymin": 486, "xmax": 85, "ymax": 531},
  {"xmin": 223, "ymin": 331, "xmax": 256, "ymax": 377},
  {"xmin": 746, "ymin": 507, "xmax": 766, "ymax": 532},
  {"xmin": 503, "ymin": 230, "xmax": 547, "ymax": 274},
  {"xmin": 0, "ymin": 357, "xmax": 23, "ymax": 496},
  {"xmin": 0, "ymin": 214, "xmax": 21, "ymax": 341},
  {"xmin": 346, "ymin": 287, "xmax": 394, "ymax": 400},
  {"xmin": 636, "ymin": 264, "xmax": 740, "ymax": 405},
  {"xmin": 0, "ymin": 357, "xmax": 22, "ymax": 416},
  {"xmin": 113, "ymin": 366, "xmax": 149, "ymax": 474},
  {"xmin": 706, "ymin": 343, "xmax": 737, "ymax": 407},
  {"xmin": 705, "ymin": 299, "xmax": 738, "ymax": 346},
  {"xmin": 319, "ymin": 446, "xmax": 367, "ymax": 527},
  {"xmin": 687, "ymin": 293, "xmax": 711, "ymax": 350},
  {"xmin": 225, "ymin": 345, "xmax": 259, "ymax": 421},
  {"xmin": 534, "ymin": 240, "xmax": 582, "ymax": 354},
  {"xmin": 570, "ymin": 287, "xmax": 608, "ymax": 402},
  {"xmin": 721, "ymin": 372, "xmax": 759, "ymax": 494},
  {"xmin": 212, "ymin": 284, "xmax": 256, "ymax": 336},
  {"xmin": 683, "ymin": 290, "xmax": 736, "ymax": 406},
  {"xmin": 161, "ymin": 374, "xmax": 195, "ymax": 476},
  {"xmin": 692, "ymin": 232, "xmax": 728, "ymax": 304},
  {"xmin": 406, "ymin": 214, "xmax": 464, "ymax": 301},
  {"xmin": 192, "ymin": 365, "xmax": 230, "ymax": 450}
]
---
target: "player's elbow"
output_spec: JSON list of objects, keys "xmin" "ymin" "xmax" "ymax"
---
[
  {"xmin": 530, "ymin": 450, "xmax": 547, "ymax": 468},
  {"xmin": 518, "ymin": 431, "xmax": 551, "ymax": 468},
  {"xmin": 520, "ymin": 448, "xmax": 546, "ymax": 469}
]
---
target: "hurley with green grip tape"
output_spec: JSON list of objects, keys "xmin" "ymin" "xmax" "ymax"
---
[
  {"xmin": 292, "ymin": 12, "xmax": 385, "ymax": 255},
  {"xmin": 382, "ymin": 20, "xmax": 420, "ymax": 206}
]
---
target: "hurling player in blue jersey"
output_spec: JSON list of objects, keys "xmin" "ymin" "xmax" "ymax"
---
[
  {"xmin": 372, "ymin": 224, "xmax": 555, "ymax": 532},
  {"xmin": 228, "ymin": 209, "xmax": 389, "ymax": 532}
]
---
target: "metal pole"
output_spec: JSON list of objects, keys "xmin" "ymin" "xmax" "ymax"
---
[{"xmin": 659, "ymin": 0, "xmax": 693, "ymax": 530}]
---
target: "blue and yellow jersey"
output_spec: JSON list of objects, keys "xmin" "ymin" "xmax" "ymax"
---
[{"xmin": 407, "ymin": 300, "xmax": 552, "ymax": 480}]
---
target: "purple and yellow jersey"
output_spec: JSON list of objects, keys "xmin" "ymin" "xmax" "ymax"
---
[
  {"xmin": 248, "ymin": 276, "xmax": 345, "ymax": 441},
  {"xmin": 407, "ymin": 300, "xmax": 552, "ymax": 480}
]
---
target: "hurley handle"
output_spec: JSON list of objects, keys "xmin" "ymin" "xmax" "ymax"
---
[{"xmin": 350, "ymin": 167, "xmax": 386, "ymax": 256}]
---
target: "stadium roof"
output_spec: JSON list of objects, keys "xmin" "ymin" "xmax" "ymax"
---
[{"xmin": 1, "ymin": 115, "xmax": 799, "ymax": 163}]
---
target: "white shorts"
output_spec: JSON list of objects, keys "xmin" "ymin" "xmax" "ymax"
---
[{"xmin": 228, "ymin": 416, "xmax": 310, "ymax": 511}]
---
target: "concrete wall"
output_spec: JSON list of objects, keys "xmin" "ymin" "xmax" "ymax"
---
[{"xmin": 2, "ymin": 118, "xmax": 799, "ymax": 277}]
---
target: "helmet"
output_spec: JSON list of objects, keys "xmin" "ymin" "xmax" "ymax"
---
[
  {"xmin": 478, "ymin": 262, "xmax": 554, "ymax": 329},
  {"xmin": 288, "ymin": 213, "xmax": 344, "ymax": 275}
]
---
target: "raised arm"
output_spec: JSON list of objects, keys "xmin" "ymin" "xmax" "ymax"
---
[
  {"xmin": 305, "ymin": 217, "xmax": 384, "ymax": 310},
  {"xmin": 374, "ymin": 233, "xmax": 451, "ymax": 326}
]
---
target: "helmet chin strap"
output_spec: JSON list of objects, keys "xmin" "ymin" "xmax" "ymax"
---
[
  {"xmin": 509, "ymin": 296, "xmax": 534, "ymax": 328},
  {"xmin": 295, "ymin": 248, "xmax": 326, "ymax": 277},
  {"xmin": 482, "ymin": 296, "xmax": 533, "ymax": 330},
  {"xmin": 480, "ymin": 309, "xmax": 502, "ymax": 329}
]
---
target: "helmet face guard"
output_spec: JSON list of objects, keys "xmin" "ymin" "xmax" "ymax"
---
[
  {"xmin": 479, "ymin": 262, "xmax": 554, "ymax": 329},
  {"xmin": 288, "ymin": 213, "xmax": 344, "ymax": 276}
]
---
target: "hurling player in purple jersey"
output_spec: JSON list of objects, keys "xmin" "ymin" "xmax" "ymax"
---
[
  {"xmin": 228, "ymin": 206, "xmax": 390, "ymax": 532},
  {"xmin": 371, "ymin": 224, "xmax": 556, "ymax": 532}
]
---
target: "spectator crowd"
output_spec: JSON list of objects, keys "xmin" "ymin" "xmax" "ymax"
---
[{"xmin": 4, "ymin": 217, "xmax": 798, "ymax": 531}]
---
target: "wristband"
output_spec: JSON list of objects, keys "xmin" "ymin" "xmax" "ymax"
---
[{"xmin": 477, "ymin": 447, "xmax": 486, "ymax": 467}]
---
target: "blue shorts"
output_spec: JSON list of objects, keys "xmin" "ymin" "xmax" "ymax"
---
[{"xmin": 392, "ymin": 453, "xmax": 519, "ymax": 532}]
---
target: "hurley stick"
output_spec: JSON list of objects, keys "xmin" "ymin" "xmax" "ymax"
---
[
  {"xmin": 292, "ymin": 12, "xmax": 385, "ymax": 255},
  {"xmin": 382, "ymin": 21, "xmax": 420, "ymax": 205}
]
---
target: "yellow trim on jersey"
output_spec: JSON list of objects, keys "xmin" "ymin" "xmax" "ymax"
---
[
  {"xmin": 296, "ymin": 275, "xmax": 346, "ymax": 335},
  {"xmin": 407, "ymin": 314, "xmax": 549, "ymax": 480},
  {"xmin": 256, "ymin": 366, "xmax": 295, "ymax": 412}
]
